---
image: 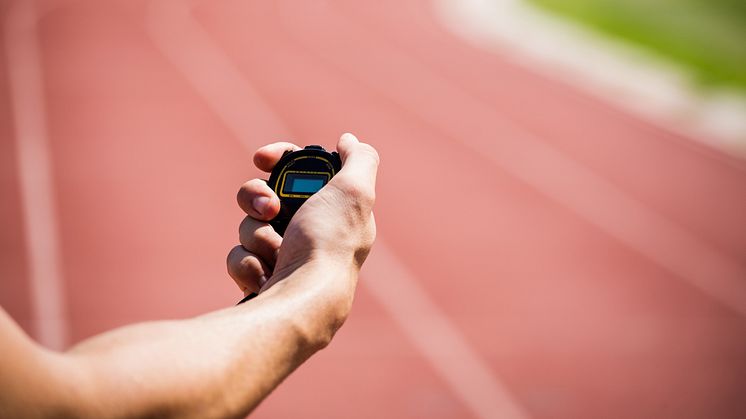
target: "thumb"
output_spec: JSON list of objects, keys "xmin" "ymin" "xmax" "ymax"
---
[{"xmin": 335, "ymin": 133, "xmax": 380, "ymax": 192}]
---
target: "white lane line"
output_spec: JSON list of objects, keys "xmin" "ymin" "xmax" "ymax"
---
[
  {"xmin": 363, "ymin": 241, "xmax": 531, "ymax": 419},
  {"xmin": 146, "ymin": 2, "xmax": 529, "ymax": 418},
  {"xmin": 277, "ymin": 0, "xmax": 746, "ymax": 319},
  {"xmin": 5, "ymin": 0, "xmax": 69, "ymax": 349},
  {"xmin": 474, "ymin": 126, "xmax": 746, "ymax": 318},
  {"xmin": 145, "ymin": 0, "xmax": 290, "ymax": 145}
]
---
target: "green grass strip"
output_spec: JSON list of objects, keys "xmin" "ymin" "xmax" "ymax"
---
[{"xmin": 526, "ymin": 0, "xmax": 746, "ymax": 91}]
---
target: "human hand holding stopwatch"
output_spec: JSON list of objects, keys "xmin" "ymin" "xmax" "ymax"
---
[{"xmin": 227, "ymin": 133, "xmax": 379, "ymax": 311}]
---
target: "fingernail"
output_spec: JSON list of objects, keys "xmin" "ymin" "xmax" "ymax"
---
[{"xmin": 253, "ymin": 196, "xmax": 271, "ymax": 216}]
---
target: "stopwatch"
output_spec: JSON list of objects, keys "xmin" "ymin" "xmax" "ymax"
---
[
  {"xmin": 267, "ymin": 145, "xmax": 342, "ymax": 236},
  {"xmin": 237, "ymin": 145, "xmax": 341, "ymax": 305}
]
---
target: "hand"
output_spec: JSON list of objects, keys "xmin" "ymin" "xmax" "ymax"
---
[{"xmin": 227, "ymin": 133, "xmax": 379, "ymax": 313}]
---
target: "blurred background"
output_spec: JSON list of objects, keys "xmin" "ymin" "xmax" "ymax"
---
[
  {"xmin": 527, "ymin": 0, "xmax": 746, "ymax": 90},
  {"xmin": 1, "ymin": 0, "xmax": 745, "ymax": 418}
]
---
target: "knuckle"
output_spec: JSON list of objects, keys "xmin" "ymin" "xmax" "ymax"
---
[
  {"xmin": 333, "ymin": 178, "xmax": 375, "ymax": 208},
  {"xmin": 227, "ymin": 247, "xmax": 260, "ymax": 280},
  {"xmin": 237, "ymin": 179, "xmax": 270, "ymax": 213},
  {"xmin": 227, "ymin": 245, "xmax": 245, "ymax": 264},
  {"xmin": 237, "ymin": 180, "xmax": 252, "ymax": 198},
  {"xmin": 352, "ymin": 186, "xmax": 376, "ymax": 209},
  {"xmin": 240, "ymin": 255, "xmax": 262, "ymax": 275},
  {"xmin": 238, "ymin": 218, "xmax": 260, "ymax": 249},
  {"xmin": 358, "ymin": 143, "xmax": 380, "ymax": 165},
  {"xmin": 238, "ymin": 216, "xmax": 255, "ymax": 235},
  {"xmin": 253, "ymin": 223, "xmax": 277, "ymax": 246},
  {"xmin": 239, "ymin": 218, "xmax": 280, "ymax": 262}
]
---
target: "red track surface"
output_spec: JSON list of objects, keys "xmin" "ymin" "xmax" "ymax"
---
[{"xmin": 2, "ymin": 1, "xmax": 745, "ymax": 418}]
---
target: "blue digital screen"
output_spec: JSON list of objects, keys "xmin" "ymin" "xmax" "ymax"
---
[{"xmin": 284, "ymin": 174, "xmax": 326, "ymax": 194}]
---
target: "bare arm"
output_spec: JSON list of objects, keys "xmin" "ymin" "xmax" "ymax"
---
[
  {"xmin": 1, "ymin": 269, "xmax": 338, "ymax": 419},
  {"xmin": 0, "ymin": 134, "xmax": 378, "ymax": 419}
]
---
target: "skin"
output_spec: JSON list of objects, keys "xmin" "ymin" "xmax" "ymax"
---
[{"xmin": 0, "ymin": 133, "xmax": 379, "ymax": 419}]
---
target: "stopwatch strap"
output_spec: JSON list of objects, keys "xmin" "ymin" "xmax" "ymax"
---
[{"xmin": 236, "ymin": 293, "xmax": 258, "ymax": 305}]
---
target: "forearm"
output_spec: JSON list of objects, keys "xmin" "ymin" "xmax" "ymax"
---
[
  {"xmin": 60, "ymin": 261, "xmax": 354, "ymax": 419},
  {"xmin": 0, "ymin": 136, "xmax": 376, "ymax": 419}
]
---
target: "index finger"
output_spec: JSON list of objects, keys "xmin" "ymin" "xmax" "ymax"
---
[{"xmin": 253, "ymin": 142, "xmax": 301, "ymax": 173}]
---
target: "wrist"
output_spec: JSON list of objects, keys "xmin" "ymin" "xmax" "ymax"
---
[{"xmin": 265, "ymin": 258, "xmax": 358, "ymax": 349}]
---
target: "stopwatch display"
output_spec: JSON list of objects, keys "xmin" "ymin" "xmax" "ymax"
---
[{"xmin": 267, "ymin": 145, "xmax": 342, "ymax": 236}]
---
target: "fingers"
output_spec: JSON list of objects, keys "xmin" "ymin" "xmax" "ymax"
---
[
  {"xmin": 253, "ymin": 142, "xmax": 301, "ymax": 173},
  {"xmin": 237, "ymin": 179, "xmax": 280, "ymax": 221},
  {"xmin": 239, "ymin": 216, "xmax": 282, "ymax": 268},
  {"xmin": 228, "ymin": 136, "xmax": 379, "ymax": 300},
  {"xmin": 227, "ymin": 245, "xmax": 270, "ymax": 296}
]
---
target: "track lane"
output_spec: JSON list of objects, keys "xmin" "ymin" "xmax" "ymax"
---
[
  {"xmin": 4, "ymin": 0, "xmax": 69, "ymax": 348},
  {"xmin": 148, "ymin": 3, "xmax": 497, "ymax": 417},
  {"xmin": 334, "ymin": 0, "xmax": 746, "ymax": 257},
  {"xmin": 29, "ymin": 1, "xmax": 481, "ymax": 418},
  {"xmin": 0, "ymin": 2, "xmax": 33, "ymax": 335},
  {"xmin": 3, "ymin": 0, "xmax": 744, "ymax": 418},
  {"xmin": 36, "ymin": 0, "xmax": 251, "ymax": 340},
  {"xmin": 194, "ymin": 0, "xmax": 746, "ymax": 417}
]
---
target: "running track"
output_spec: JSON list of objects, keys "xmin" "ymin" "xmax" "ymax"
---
[{"xmin": 2, "ymin": 1, "xmax": 745, "ymax": 418}]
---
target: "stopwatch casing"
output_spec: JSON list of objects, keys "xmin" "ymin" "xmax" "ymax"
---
[{"xmin": 267, "ymin": 145, "xmax": 341, "ymax": 236}]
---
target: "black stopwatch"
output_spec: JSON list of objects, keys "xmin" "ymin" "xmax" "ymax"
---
[
  {"xmin": 237, "ymin": 145, "xmax": 340, "ymax": 305},
  {"xmin": 267, "ymin": 145, "xmax": 342, "ymax": 236}
]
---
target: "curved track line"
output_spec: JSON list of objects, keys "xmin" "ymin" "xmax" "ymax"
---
[
  {"xmin": 145, "ymin": 2, "xmax": 530, "ymax": 418},
  {"xmin": 146, "ymin": 0, "xmax": 291, "ymax": 145},
  {"xmin": 363, "ymin": 241, "xmax": 531, "ymax": 419},
  {"xmin": 5, "ymin": 0, "xmax": 68, "ymax": 349}
]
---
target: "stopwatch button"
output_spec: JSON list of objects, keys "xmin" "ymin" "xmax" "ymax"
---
[{"xmin": 305, "ymin": 145, "xmax": 324, "ymax": 151}]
